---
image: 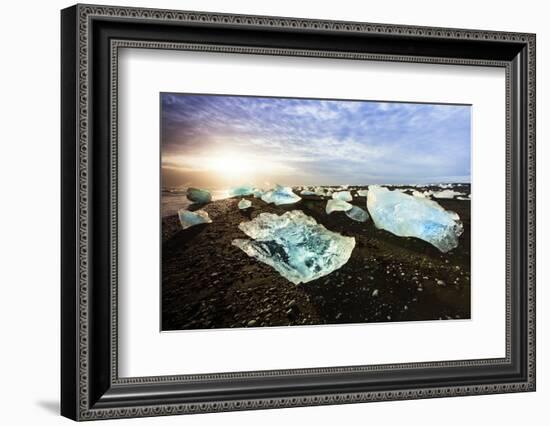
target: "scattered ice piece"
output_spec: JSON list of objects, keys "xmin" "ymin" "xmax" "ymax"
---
[
  {"xmin": 433, "ymin": 189, "xmax": 463, "ymax": 199},
  {"xmin": 313, "ymin": 187, "xmax": 326, "ymax": 196},
  {"xmin": 261, "ymin": 185, "xmax": 301, "ymax": 205},
  {"xmin": 253, "ymin": 189, "xmax": 264, "ymax": 198},
  {"xmin": 332, "ymin": 191, "xmax": 353, "ymax": 202},
  {"xmin": 372, "ymin": 289, "xmax": 379, "ymax": 297},
  {"xmin": 238, "ymin": 199, "xmax": 252, "ymax": 209},
  {"xmin": 178, "ymin": 209, "xmax": 212, "ymax": 230},
  {"xmin": 186, "ymin": 187, "xmax": 212, "ymax": 204},
  {"xmin": 345, "ymin": 205, "xmax": 369, "ymax": 222},
  {"xmin": 232, "ymin": 210, "xmax": 355, "ymax": 284},
  {"xmin": 326, "ymin": 199, "xmax": 353, "ymax": 214},
  {"xmin": 357, "ymin": 189, "xmax": 369, "ymax": 197},
  {"xmin": 300, "ymin": 189, "xmax": 317, "ymax": 196},
  {"xmin": 366, "ymin": 185, "xmax": 463, "ymax": 253},
  {"xmin": 229, "ymin": 184, "xmax": 256, "ymax": 197},
  {"xmin": 456, "ymin": 196, "xmax": 470, "ymax": 201}
]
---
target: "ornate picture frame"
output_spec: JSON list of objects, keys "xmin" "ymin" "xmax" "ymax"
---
[{"xmin": 61, "ymin": 4, "xmax": 536, "ymax": 421}]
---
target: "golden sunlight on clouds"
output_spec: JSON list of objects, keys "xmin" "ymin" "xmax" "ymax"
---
[{"xmin": 162, "ymin": 149, "xmax": 298, "ymax": 186}]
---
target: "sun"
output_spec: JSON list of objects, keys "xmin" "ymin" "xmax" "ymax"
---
[{"xmin": 204, "ymin": 153, "xmax": 257, "ymax": 179}]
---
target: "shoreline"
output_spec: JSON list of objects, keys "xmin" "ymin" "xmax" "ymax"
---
[{"xmin": 162, "ymin": 186, "xmax": 471, "ymax": 331}]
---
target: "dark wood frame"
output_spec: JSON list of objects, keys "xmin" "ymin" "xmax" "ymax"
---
[{"xmin": 61, "ymin": 4, "xmax": 536, "ymax": 421}]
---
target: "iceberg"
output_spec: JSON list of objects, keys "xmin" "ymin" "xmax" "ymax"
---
[
  {"xmin": 261, "ymin": 185, "xmax": 301, "ymax": 205},
  {"xmin": 186, "ymin": 187, "xmax": 212, "ymax": 204},
  {"xmin": 326, "ymin": 199, "xmax": 353, "ymax": 214},
  {"xmin": 332, "ymin": 191, "xmax": 353, "ymax": 202},
  {"xmin": 345, "ymin": 205, "xmax": 369, "ymax": 222},
  {"xmin": 433, "ymin": 189, "xmax": 463, "ymax": 199},
  {"xmin": 232, "ymin": 210, "xmax": 355, "ymax": 284},
  {"xmin": 178, "ymin": 209, "xmax": 212, "ymax": 230},
  {"xmin": 366, "ymin": 185, "xmax": 463, "ymax": 253},
  {"xmin": 253, "ymin": 189, "xmax": 264, "ymax": 198},
  {"xmin": 229, "ymin": 184, "xmax": 256, "ymax": 197},
  {"xmin": 238, "ymin": 199, "xmax": 252, "ymax": 209}
]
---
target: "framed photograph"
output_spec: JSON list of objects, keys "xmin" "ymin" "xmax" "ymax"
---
[{"xmin": 61, "ymin": 4, "xmax": 536, "ymax": 421}]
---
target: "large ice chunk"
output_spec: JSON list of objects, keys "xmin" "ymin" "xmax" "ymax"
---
[
  {"xmin": 261, "ymin": 185, "xmax": 301, "ymax": 205},
  {"xmin": 178, "ymin": 209, "xmax": 212, "ymax": 230},
  {"xmin": 232, "ymin": 210, "xmax": 355, "ymax": 284},
  {"xmin": 238, "ymin": 199, "xmax": 252, "ymax": 209},
  {"xmin": 326, "ymin": 199, "xmax": 353, "ymax": 214},
  {"xmin": 332, "ymin": 191, "xmax": 353, "ymax": 202},
  {"xmin": 186, "ymin": 187, "xmax": 212, "ymax": 204},
  {"xmin": 366, "ymin": 186, "xmax": 463, "ymax": 252},
  {"xmin": 345, "ymin": 206, "xmax": 369, "ymax": 222},
  {"xmin": 229, "ymin": 184, "xmax": 256, "ymax": 197}
]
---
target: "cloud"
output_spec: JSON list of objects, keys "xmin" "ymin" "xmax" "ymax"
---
[{"xmin": 161, "ymin": 93, "xmax": 471, "ymax": 186}]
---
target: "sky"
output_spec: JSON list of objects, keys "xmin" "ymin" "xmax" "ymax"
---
[{"xmin": 161, "ymin": 93, "xmax": 471, "ymax": 189}]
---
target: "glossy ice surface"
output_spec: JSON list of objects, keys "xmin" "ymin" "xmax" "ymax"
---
[
  {"xmin": 366, "ymin": 185, "xmax": 463, "ymax": 253},
  {"xmin": 232, "ymin": 210, "xmax": 355, "ymax": 284},
  {"xmin": 178, "ymin": 209, "xmax": 213, "ymax": 230}
]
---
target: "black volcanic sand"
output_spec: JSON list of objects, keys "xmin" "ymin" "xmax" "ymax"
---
[{"xmin": 162, "ymin": 185, "xmax": 471, "ymax": 330}]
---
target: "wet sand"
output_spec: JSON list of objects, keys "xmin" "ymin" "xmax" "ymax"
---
[{"xmin": 162, "ymin": 185, "xmax": 471, "ymax": 331}]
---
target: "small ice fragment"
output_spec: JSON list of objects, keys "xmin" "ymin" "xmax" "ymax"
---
[
  {"xmin": 313, "ymin": 187, "xmax": 327, "ymax": 197},
  {"xmin": 332, "ymin": 191, "xmax": 353, "ymax": 202},
  {"xmin": 345, "ymin": 205, "xmax": 369, "ymax": 222},
  {"xmin": 232, "ymin": 210, "xmax": 355, "ymax": 284},
  {"xmin": 238, "ymin": 199, "xmax": 252, "ymax": 209},
  {"xmin": 366, "ymin": 185, "xmax": 463, "ymax": 253},
  {"xmin": 300, "ymin": 189, "xmax": 317, "ymax": 196},
  {"xmin": 253, "ymin": 189, "xmax": 264, "ymax": 198},
  {"xmin": 178, "ymin": 209, "xmax": 212, "ymax": 230},
  {"xmin": 433, "ymin": 189, "xmax": 463, "ymax": 199},
  {"xmin": 186, "ymin": 187, "xmax": 212, "ymax": 204},
  {"xmin": 261, "ymin": 185, "xmax": 301, "ymax": 205},
  {"xmin": 456, "ymin": 196, "xmax": 470, "ymax": 201},
  {"xmin": 357, "ymin": 189, "xmax": 369, "ymax": 197},
  {"xmin": 412, "ymin": 190, "xmax": 434, "ymax": 198},
  {"xmin": 229, "ymin": 184, "xmax": 256, "ymax": 197},
  {"xmin": 326, "ymin": 199, "xmax": 353, "ymax": 214}
]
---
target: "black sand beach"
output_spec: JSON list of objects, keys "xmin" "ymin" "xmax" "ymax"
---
[{"xmin": 161, "ymin": 186, "xmax": 471, "ymax": 331}]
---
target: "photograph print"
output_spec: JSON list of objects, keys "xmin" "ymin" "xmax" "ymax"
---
[{"xmin": 161, "ymin": 93, "xmax": 471, "ymax": 331}]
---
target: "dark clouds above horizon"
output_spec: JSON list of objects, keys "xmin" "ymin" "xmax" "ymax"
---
[{"xmin": 161, "ymin": 93, "xmax": 471, "ymax": 189}]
